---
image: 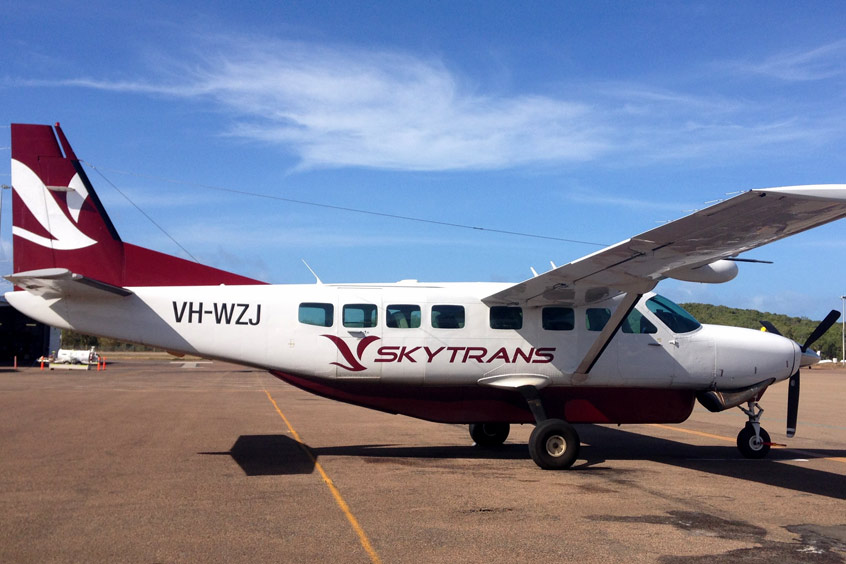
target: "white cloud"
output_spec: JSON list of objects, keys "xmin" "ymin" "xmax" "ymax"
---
[
  {"xmin": 198, "ymin": 43, "xmax": 611, "ymax": 170},
  {"xmin": 0, "ymin": 238, "xmax": 11, "ymax": 263},
  {"xmin": 95, "ymin": 185, "xmax": 231, "ymax": 210},
  {"xmin": 562, "ymin": 186, "xmax": 699, "ymax": 213},
  {"xmin": 734, "ymin": 40, "xmax": 846, "ymax": 82},
  {"xmin": 36, "ymin": 41, "xmax": 608, "ymax": 171},
  {"xmin": 22, "ymin": 36, "xmax": 846, "ymax": 172},
  {"xmin": 589, "ymin": 80, "xmax": 840, "ymax": 164},
  {"xmin": 145, "ymin": 219, "xmax": 505, "ymax": 252}
]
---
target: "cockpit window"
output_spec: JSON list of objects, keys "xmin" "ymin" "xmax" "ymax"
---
[
  {"xmin": 622, "ymin": 309, "xmax": 657, "ymax": 334},
  {"xmin": 645, "ymin": 295, "xmax": 701, "ymax": 333}
]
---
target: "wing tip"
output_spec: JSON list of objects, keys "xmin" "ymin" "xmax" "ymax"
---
[{"xmin": 753, "ymin": 184, "xmax": 846, "ymax": 200}]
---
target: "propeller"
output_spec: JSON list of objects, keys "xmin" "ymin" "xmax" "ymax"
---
[{"xmin": 762, "ymin": 310, "xmax": 840, "ymax": 438}]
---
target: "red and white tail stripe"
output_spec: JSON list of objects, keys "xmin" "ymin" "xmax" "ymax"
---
[{"xmin": 10, "ymin": 123, "xmax": 265, "ymax": 287}]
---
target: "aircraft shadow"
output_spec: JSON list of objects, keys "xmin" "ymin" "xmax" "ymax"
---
[
  {"xmin": 205, "ymin": 429, "xmax": 845, "ymax": 500},
  {"xmin": 202, "ymin": 434, "xmax": 531, "ymax": 476},
  {"xmin": 199, "ymin": 435, "xmax": 315, "ymax": 476},
  {"xmin": 313, "ymin": 443, "xmax": 531, "ymax": 461},
  {"xmin": 576, "ymin": 425, "xmax": 846, "ymax": 500}
]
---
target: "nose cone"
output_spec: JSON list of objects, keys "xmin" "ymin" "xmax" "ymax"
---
[
  {"xmin": 711, "ymin": 325, "xmax": 799, "ymax": 387},
  {"xmin": 800, "ymin": 347, "xmax": 821, "ymax": 367}
]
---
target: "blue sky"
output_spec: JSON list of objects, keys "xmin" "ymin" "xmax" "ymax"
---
[{"xmin": 1, "ymin": 1, "xmax": 845, "ymax": 319}]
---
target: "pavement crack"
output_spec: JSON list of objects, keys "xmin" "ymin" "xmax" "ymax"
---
[{"xmin": 589, "ymin": 511, "xmax": 845, "ymax": 563}]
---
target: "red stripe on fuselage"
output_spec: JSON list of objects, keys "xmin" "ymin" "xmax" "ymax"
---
[{"xmin": 269, "ymin": 371, "xmax": 695, "ymax": 425}]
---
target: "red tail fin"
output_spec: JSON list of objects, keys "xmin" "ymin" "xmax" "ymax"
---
[{"xmin": 10, "ymin": 123, "xmax": 265, "ymax": 287}]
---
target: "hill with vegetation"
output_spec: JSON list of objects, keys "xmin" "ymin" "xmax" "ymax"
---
[
  {"xmin": 59, "ymin": 330, "xmax": 158, "ymax": 353},
  {"xmin": 681, "ymin": 303, "xmax": 842, "ymax": 361}
]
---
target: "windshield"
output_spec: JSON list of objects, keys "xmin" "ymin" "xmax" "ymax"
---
[{"xmin": 645, "ymin": 295, "xmax": 701, "ymax": 334}]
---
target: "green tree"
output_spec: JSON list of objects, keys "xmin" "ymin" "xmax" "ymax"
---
[{"xmin": 60, "ymin": 330, "xmax": 157, "ymax": 352}]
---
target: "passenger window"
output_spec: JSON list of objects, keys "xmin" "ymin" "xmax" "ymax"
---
[
  {"xmin": 432, "ymin": 305, "xmax": 465, "ymax": 329},
  {"xmin": 542, "ymin": 307, "xmax": 574, "ymax": 331},
  {"xmin": 343, "ymin": 304, "xmax": 378, "ymax": 328},
  {"xmin": 621, "ymin": 309, "xmax": 657, "ymax": 334},
  {"xmin": 489, "ymin": 306, "xmax": 522, "ymax": 330},
  {"xmin": 586, "ymin": 308, "xmax": 611, "ymax": 331},
  {"xmin": 386, "ymin": 304, "xmax": 421, "ymax": 329},
  {"xmin": 299, "ymin": 302, "xmax": 334, "ymax": 327}
]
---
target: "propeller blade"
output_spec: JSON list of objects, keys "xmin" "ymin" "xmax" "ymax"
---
[
  {"xmin": 786, "ymin": 370, "xmax": 800, "ymax": 438},
  {"xmin": 802, "ymin": 309, "xmax": 840, "ymax": 352},
  {"xmin": 759, "ymin": 320, "xmax": 782, "ymax": 336}
]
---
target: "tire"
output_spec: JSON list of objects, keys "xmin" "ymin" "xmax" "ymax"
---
[
  {"xmin": 528, "ymin": 419, "xmax": 580, "ymax": 470},
  {"xmin": 737, "ymin": 423, "xmax": 771, "ymax": 459},
  {"xmin": 469, "ymin": 423, "xmax": 510, "ymax": 447}
]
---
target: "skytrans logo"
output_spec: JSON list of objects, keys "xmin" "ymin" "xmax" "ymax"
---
[
  {"xmin": 322, "ymin": 335, "xmax": 380, "ymax": 372},
  {"xmin": 322, "ymin": 335, "xmax": 556, "ymax": 372}
]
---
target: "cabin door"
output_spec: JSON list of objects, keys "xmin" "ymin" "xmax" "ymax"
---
[{"xmin": 333, "ymin": 293, "xmax": 382, "ymax": 379}]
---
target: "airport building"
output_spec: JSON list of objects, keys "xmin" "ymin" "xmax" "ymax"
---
[{"xmin": 0, "ymin": 297, "xmax": 60, "ymax": 366}]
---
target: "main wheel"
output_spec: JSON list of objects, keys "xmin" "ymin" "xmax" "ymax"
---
[
  {"xmin": 469, "ymin": 422, "xmax": 510, "ymax": 447},
  {"xmin": 528, "ymin": 419, "xmax": 580, "ymax": 470},
  {"xmin": 737, "ymin": 423, "xmax": 771, "ymax": 459}
]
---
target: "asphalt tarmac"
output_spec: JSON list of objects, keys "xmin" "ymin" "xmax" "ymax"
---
[{"xmin": 1, "ymin": 359, "xmax": 844, "ymax": 563}]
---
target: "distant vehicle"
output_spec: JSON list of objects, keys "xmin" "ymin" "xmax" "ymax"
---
[
  {"xmin": 6, "ymin": 123, "xmax": 846, "ymax": 469},
  {"xmin": 54, "ymin": 347, "xmax": 98, "ymax": 365}
]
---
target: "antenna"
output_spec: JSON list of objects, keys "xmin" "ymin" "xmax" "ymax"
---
[{"xmin": 301, "ymin": 259, "xmax": 323, "ymax": 284}]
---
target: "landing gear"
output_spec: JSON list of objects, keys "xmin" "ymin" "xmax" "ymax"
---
[
  {"xmin": 469, "ymin": 422, "xmax": 510, "ymax": 447},
  {"xmin": 736, "ymin": 400, "xmax": 771, "ymax": 459},
  {"xmin": 513, "ymin": 385, "xmax": 581, "ymax": 469},
  {"xmin": 528, "ymin": 419, "xmax": 580, "ymax": 470},
  {"xmin": 737, "ymin": 424, "xmax": 771, "ymax": 458}
]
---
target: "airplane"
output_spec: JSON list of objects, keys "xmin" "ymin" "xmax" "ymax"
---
[{"xmin": 5, "ymin": 122, "xmax": 846, "ymax": 470}]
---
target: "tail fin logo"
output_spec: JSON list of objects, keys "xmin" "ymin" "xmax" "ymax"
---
[
  {"xmin": 322, "ymin": 334, "xmax": 380, "ymax": 372},
  {"xmin": 11, "ymin": 159, "xmax": 97, "ymax": 250}
]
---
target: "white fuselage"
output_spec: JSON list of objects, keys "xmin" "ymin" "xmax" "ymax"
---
[{"xmin": 5, "ymin": 282, "xmax": 800, "ymax": 393}]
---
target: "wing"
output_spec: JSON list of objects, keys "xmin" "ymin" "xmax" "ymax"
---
[
  {"xmin": 6, "ymin": 268, "xmax": 133, "ymax": 300},
  {"xmin": 483, "ymin": 185, "xmax": 846, "ymax": 307}
]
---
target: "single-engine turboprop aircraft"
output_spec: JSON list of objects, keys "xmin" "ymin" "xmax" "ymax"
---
[{"xmin": 6, "ymin": 123, "xmax": 846, "ymax": 469}]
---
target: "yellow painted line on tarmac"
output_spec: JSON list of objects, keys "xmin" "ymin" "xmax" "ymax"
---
[
  {"xmin": 650, "ymin": 424, "xmax": 735, "ymax": 443},
  {"xmin": 264, "ymin": 390, "xmax": 382, "ymax": 564},
  {"xmin": 650, "ymin": 424, "xmax": 846, "ymax": 464}
]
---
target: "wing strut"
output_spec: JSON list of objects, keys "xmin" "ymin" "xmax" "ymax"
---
[{"xmin": 574, "ymin": 292, "xmax": 642, "ymax": 379}]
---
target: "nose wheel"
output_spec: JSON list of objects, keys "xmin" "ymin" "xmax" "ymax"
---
[{"xmin": 736, "ymin": 401, "xmax": 771, "ymax": 459}]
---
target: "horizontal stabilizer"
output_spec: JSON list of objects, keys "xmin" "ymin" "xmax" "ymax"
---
[{"xmin": 5, "ymin": 268, "xmax": 133, "ymax": 300}]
